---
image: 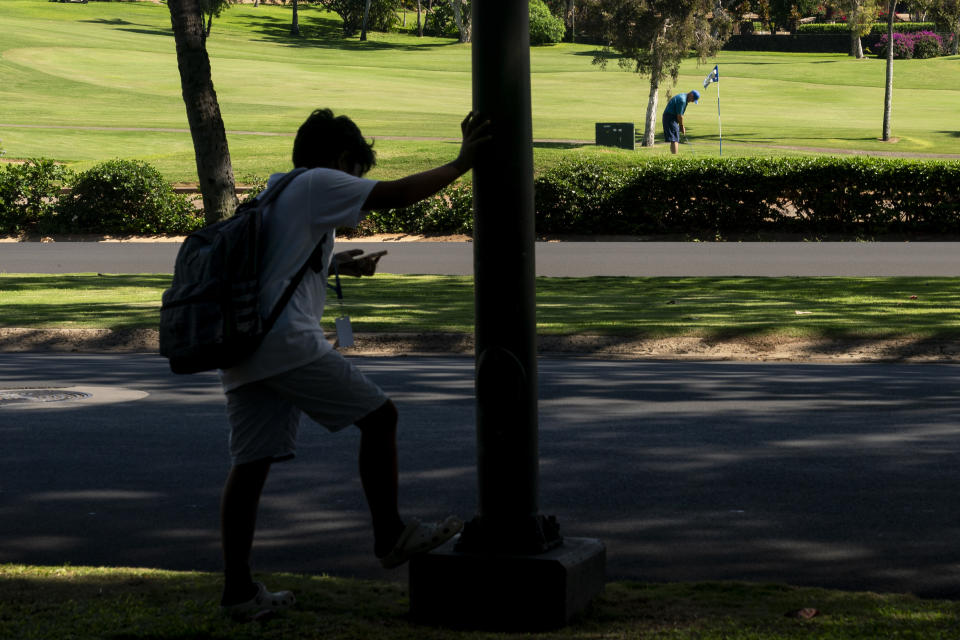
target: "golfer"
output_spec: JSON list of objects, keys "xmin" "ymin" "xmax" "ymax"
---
[{"xmin": 662, "ymin": 89, "xmax": 699, "ymax": 154}]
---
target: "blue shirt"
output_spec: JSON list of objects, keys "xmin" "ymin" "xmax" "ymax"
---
[{"xmin": 663, "ymin": 93, "xmax": 688, "ymax": 117}]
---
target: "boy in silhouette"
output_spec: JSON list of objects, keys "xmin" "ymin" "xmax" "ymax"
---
[{"xmin": 219, "ymin": 109, "xmax": 489, "ymax": 620}]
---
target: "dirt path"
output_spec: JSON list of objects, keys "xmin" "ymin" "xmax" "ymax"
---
[{"xmin": 2, "ymin": 328, "xmax": 958, "ymax": 363}]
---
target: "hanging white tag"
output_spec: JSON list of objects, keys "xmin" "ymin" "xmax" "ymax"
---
[{"xmin": 335, "ymin": 316, "xmax": 354, "ymax": 348}]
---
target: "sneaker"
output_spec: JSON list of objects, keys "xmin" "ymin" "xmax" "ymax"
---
[
  {"xmin": 379, "ymin": 515, "xmax": 463, "ymax": 569},
  {"xmin": 221, "ymin": 582, "xmax": 295, "ymax": 621}
]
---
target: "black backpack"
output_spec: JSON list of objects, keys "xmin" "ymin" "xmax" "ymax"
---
[{"xmin": 159, "ymin": 168, "xmax": 323, "ymax": 374}]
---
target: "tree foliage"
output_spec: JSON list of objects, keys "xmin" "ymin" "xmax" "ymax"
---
[
  {"xmin": 198, "ymin": 0, "xmax": 232, "ymax": 37},
  {"xmin": 929, "ymin": 0, "xmax": 960, "ymax": 53},
  {"xmin": 752, "ymin": 0, "xmax": 816, "ymax": 33},
  {"xmin": 530, "ymin": 0, "xmax": 566, "ymax": 44},
  {"xmin": 318, "ymin": 0, "xmax": 402, "ymax": 36},
  {"xmin": 837, "ymin": 0, "xmax": 881, "ymax": 56}
]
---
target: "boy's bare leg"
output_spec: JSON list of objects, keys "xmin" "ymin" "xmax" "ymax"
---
[
  {"xmin": 220, "ymin": 458, "xmax": 272, "ymax": 605},
  {"xmin": 355, "ymin": 399, "xmax": 405, "ymax": 558}
]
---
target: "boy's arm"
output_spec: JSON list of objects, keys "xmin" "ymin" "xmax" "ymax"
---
[{"xmin": 362, "ymin": 112, "xmax": 490, "ymax": 211}]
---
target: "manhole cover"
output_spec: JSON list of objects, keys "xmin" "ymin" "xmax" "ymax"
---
[{"xmin": 0, "ymin": 388, "xmax": 93, "ymax": 405}]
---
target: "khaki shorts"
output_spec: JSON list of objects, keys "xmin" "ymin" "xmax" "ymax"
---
[{"xmin": 225, "ymin": 350, "xmax": 388, "ymax": 465}]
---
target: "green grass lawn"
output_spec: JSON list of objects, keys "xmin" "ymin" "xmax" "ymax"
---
[
  {"xmin": 4, "ymin": 564, "xmax": 960, "ymax": 640},
  {"xmin": 2, "ymin": 0, "xmax": 959, "ymax": 184},
  {"xmin": 3, "ymin": 274, "xmax": 959, "ymax": 340}
]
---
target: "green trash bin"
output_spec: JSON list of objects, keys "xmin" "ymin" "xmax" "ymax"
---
[{"xmin": 595, "ymin": 122, "xmax": 635, "ymax": 150}]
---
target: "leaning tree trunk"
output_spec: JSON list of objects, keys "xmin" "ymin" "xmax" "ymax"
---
[
  {"xmin": 361, "ymin": 0, "xmax": 371, "ymax": 40},
  {"xmin": 291, "ymin": 0, "xmax": 300, "ymax": 36},
  {"xmin": 643, "ymin": 75, "xmax": 660, "ymax": 147},
  {"xmin": 167, "ymin": 0, "xmax": 238, "ymax": 225},
  {"xmin": 882, "ymin": 0, "xmax": 894, "ymax": 140},
  {"xmin": 449, "ymin": 0, "xmax": 471, "ymax": 42},
  {"xmin": 850, "ymin": 31, "xmax": 863, "ymax": 57}
]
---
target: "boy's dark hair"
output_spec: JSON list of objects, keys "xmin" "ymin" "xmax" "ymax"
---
[{"xmin": 292, "ymin": 109, "xmax": 376, "ymax": 175}]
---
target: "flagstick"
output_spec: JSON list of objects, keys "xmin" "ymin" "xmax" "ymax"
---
[{"xmin": 717, "ymin": 73, "xmax": 722, "ymax": 157}]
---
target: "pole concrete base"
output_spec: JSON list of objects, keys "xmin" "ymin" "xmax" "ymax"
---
[{"xmin": 409, "ymin": 536, "xmax": 606, "ymax": 631}]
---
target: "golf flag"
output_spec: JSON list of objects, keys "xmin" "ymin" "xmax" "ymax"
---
[
  {"xmin": 703, "ymin": 65, "xmax": 722, "ymax": 156},
  {"xmin": 703, "ymin": 65, "xmax": 719, "ymax": 89}
]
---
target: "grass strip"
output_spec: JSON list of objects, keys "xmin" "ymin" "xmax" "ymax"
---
[
  {"xmin": 2, "ymin": 564, "xmax": 959, "ymax": 639},
  {"xmin": 1, "ymin": 274, "xmax": 959, "ymax": 340}
]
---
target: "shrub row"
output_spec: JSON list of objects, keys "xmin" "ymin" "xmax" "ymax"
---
[
  {"xmin": 535, "ymin": 157, "xmax": 960, "ymax": 236},
  {"xmin": 796, "ymin": 22, "xmax": 937, "ymax": 35},
  {"xmin": 365, "ymin": 157, "xmax": 960, "ymax": 238},
  {"xmin": 0, "ymin": 159, "xmax": 201, "ymax": 236},
  {"xmin": 873, "ymin": 30, "xmax": 954, "ymax": 58},
  {"xmin": 5, "ymin": 157, "xmax": 959, "ymax": 239}
]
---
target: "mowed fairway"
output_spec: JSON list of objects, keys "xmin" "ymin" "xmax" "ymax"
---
[{"xmin": 2, "ymin": 0, "xmax": 960, "ymax": 183}]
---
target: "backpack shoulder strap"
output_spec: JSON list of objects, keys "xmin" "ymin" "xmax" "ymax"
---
[
  {"xmin": 263, "ymin": 233, "xmax": 328, "ymax": 332},
  {"xmin": 257, "ymin": 167, "xmax": 327, "ymax": 333}
]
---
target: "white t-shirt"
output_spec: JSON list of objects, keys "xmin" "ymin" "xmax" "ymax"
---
[{"xmin": 219, "ymin": 168, "xmax": 377, "ymax": 392}]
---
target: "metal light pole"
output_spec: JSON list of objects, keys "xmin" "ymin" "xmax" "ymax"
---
[
  {"xmin": 408, "ymin": 1, "xmax": 604, "ymax": 630},
  {"xmin": 453, "ymin": 0, "xmax": 560, "ymax": 556}
]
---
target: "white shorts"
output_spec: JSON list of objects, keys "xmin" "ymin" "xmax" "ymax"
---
[{"xmin": 225, "ymin": 350, "xmax": 388, "ymax": 466}]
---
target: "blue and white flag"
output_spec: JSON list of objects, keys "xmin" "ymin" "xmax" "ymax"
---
[{"xmin": 703, "ymin": 65, "xmax": 719, "ymax": 89}]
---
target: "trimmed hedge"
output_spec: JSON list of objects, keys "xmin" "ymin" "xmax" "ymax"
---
[
  {"xmin": 796, "ymin": 22, "xmax": 936, "ymax": 35},
  {"xmin": 727, "ymin": 23, "xmax": 951, "ymax": 54},
  {"xmin": 362, "ymin": 182, "xmax": 475, "ymax": 235},
  {"xmin": 538, "ymin": 157, "xmax": 960, "ymax": 236},
  {"xmin": 4, "ymin": 157, "xmax": 958, "ymax": 239},
  {"xmin": 365, "ymin": 157, "xmax": 960, "ymax": 238}
]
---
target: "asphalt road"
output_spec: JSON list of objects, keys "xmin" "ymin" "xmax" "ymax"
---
[
  {"xmin": 3, "ymin": 353, "xmax": 960, "ymax": 598},
  {"xmin": 2, "ymin": 240, "xmax": 959, "ymax": 276}
]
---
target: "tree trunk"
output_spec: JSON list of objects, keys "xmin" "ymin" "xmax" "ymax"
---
[
  {"xmin": 566, "ymin": 0, "xmax": 575, "ymax": 42},
  {"xmin": 417, "ymin": 0, "xmax": 423, "ymax": 36},
  {"xmin": 450, "ymin": 0, "xmax": 471, "ymax": 42},
  {"xmin": 850, "ymin": 31, "xmax": 863, "ymax": 57},
  {"xmin": 954, "ymin": 25, "xmax": 959, "ymax": 55},
  {"xmin": 291, "ymin": 0, "xmax": 300, "ymax": 36},
  {"xmin": 361, "ymin": 0, "xmax": 371, "ymax": 40},
  {"xmin": 643, "ymin": 75, "xmax": 660, "ymax": 147},
  {"xmin": 167, "ymin": 0, "xmax": 238, "ymax": 225},
  {"xmin": 882, "ymin": 0, "xmax": 894, "ymax": 140}
]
